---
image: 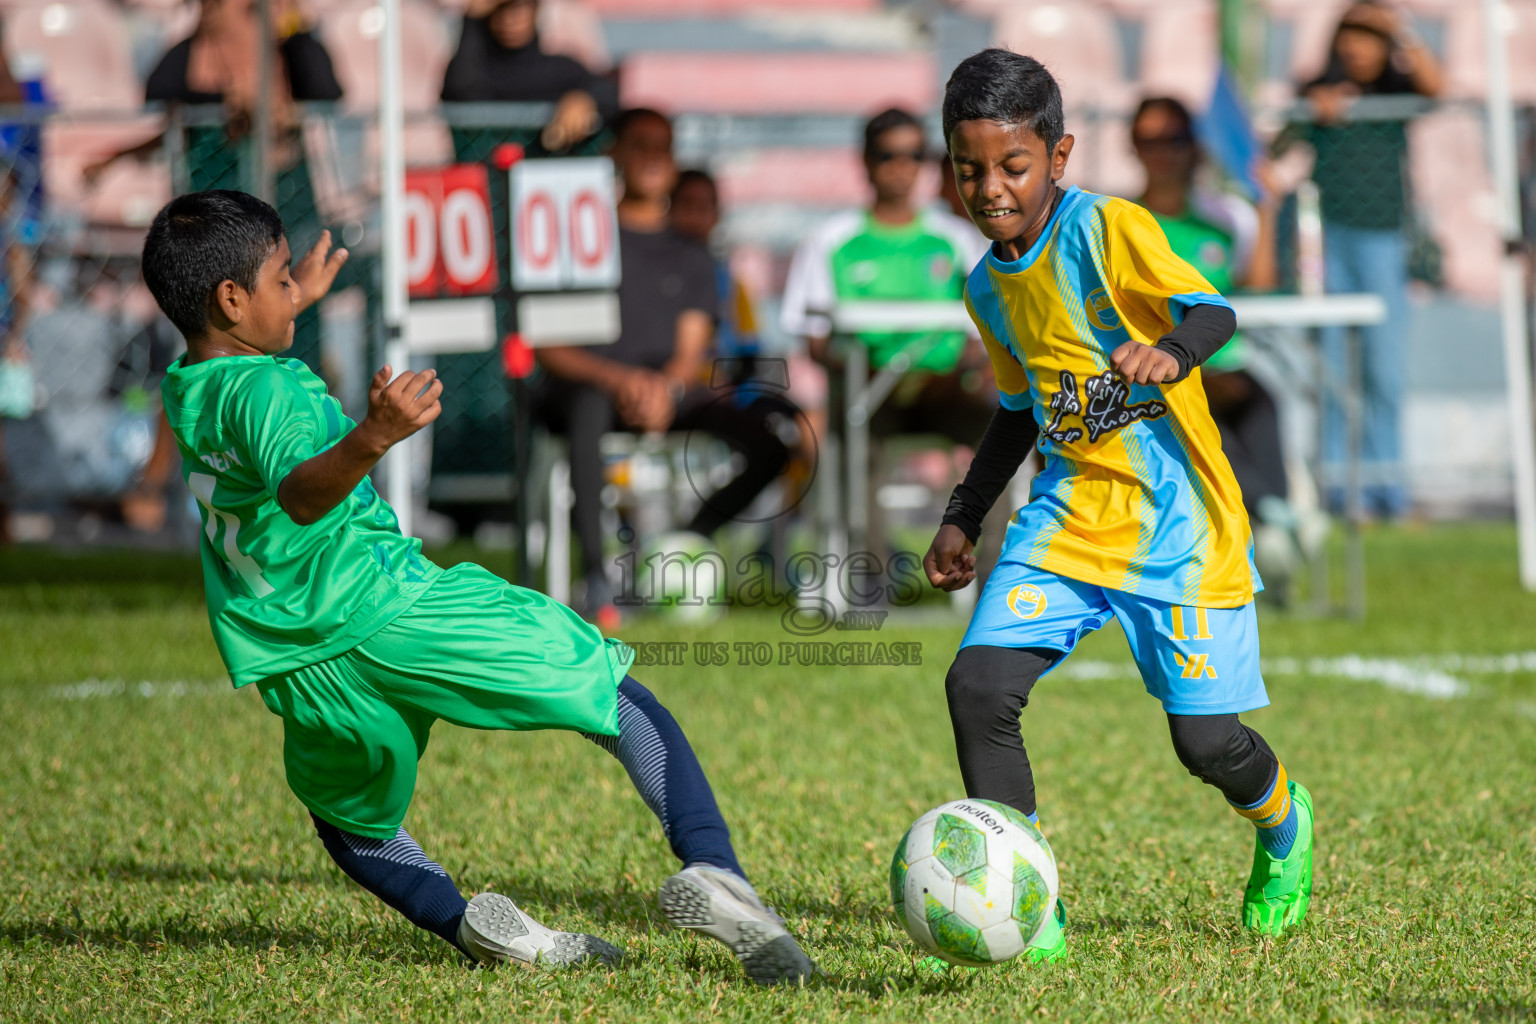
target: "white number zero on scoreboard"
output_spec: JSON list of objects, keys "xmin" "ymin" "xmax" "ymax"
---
[
  {"xmin": 510, "ymin": 157, "xmax": 621, "ymax": 291},
  {"xmin": 403, "ymin": 189, "xmax": 437, "ymax": 291},
  {"xmin": 440, "ymin": 187, "xmax": 493, "ymax": 287},
  {"xmin": 404, "ymin": 165, "xmax": 497, "ymax": 298}
]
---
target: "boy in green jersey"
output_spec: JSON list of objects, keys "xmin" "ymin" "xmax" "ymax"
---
[{"xmin": 142, "ymin": 190, "xmax": 815, "ymax": 984}]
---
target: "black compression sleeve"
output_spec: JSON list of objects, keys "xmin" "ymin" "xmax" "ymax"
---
[
  {"xmin": 1154, "ymin": 303, "xmax": 1238, "ymax": 382},
  {"xmin": 941, "ymin": 406, "xmax": 1040, "ymax": 543}
]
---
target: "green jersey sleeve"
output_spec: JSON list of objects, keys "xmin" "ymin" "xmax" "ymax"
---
[{"xmin": 229, "ymin": 363, "xmax": 328, "ymax": 497}]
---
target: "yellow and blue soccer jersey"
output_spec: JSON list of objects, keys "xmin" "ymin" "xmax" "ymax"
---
[{"xmin": 966, "ymin": 186, "xmax": 1259, "ymax": 607}]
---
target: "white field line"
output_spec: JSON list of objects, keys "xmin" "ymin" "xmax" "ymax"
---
[
  {"xmin": 1054, "ymin": 650, "xmax": 1536, "ymax": 700},
  {"xmin": 45, "ymin": 679, "xmax": 229, "ymax": 700},
  {"xmin": 36, "ymin": 651, "xmax": 1536, "ymax": 702}
]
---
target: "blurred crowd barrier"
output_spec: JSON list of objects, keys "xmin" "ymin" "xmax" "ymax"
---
[{"xmin": 0, "ymin": 95, "xmax": 1525, "ymax": 548}]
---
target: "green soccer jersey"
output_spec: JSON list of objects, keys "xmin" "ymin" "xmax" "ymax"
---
[
  {"xmin": 1149, "ymin": 200, "xmax": 1250, "ymax": 373},
  {"xmin": 161, "ymin": 355, "xmax": 441, "ymax": 687},
  {"xmin": 780, "ymin": 208, "xmax": 985, "ymax": 373}
]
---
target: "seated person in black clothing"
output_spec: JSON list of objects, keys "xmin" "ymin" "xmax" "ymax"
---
[
  {"xmin": 89, "ymin": 0, "xmax": 344, "ymax": 182},
  {"xmin": 441, "ymin": 0, "xmax": 616, "ymax": 153},
  {"xmin": 537, "ymin": 109, "xmax": 796, "ymax": 626}
]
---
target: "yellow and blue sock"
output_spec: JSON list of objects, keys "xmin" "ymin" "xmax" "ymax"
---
[{"xmin": 1230, "ymin": 762, "xmax": 1298, "ymax": 858}]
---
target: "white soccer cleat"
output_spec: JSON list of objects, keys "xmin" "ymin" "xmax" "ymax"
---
[
  {"xmin": 658, "ymin": 865, "xmax": 817, "ymax": 986},
  {"xmin": 456, "ymin": 892, "xmax": 622, "ymax": 969}
]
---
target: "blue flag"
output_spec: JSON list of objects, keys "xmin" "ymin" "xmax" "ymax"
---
[{"xmin": 1196, "ymin": 62, "xmax": 1262, "ymax": 200}]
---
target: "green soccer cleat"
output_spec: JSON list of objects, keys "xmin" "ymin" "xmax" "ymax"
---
[
  {"xmin": 1022, "ymin": 897, "xmax": 1068, "ymax": 963},
  {"xmin": 1242, "ymin": 780, "xmax": 1314, "ymax": 936}
]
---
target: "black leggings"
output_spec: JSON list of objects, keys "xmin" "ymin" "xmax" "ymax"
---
[
  {"xmin": 310, "ymin": 676, "xmax": 743, "ymax": 958},
  {"xmin": 944, "ymin": 645, "xmax": 1280, "ymax": 815}
]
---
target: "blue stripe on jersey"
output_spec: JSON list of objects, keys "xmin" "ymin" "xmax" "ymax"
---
[
  {"xmin": 1141, "ymin": 412, "xmax": 1218, "ymax": 604},
  {"xmin": 1168, "ymin": 291, "xmax": 1234, "ymax": 323},
  {"xmin": 969, "ymin": 262, "xmax": 1040, "ymax": 406},
  {"xmin": 1060, "ymin": 205, "xmax": 1124, "ymax": 365}
]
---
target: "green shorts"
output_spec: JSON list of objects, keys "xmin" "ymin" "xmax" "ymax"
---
[{"xmin": 256, "ymin": 562, "xmax": 633, "ymax": 838}]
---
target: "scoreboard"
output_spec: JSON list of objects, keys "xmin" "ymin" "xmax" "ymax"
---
[{"xmin": 402, "ymin": 155, "xmax": 621, "ymax": 356}]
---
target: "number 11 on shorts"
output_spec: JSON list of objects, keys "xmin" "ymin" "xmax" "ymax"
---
[{"xmin": 1169, "ymin": 606, "xmax": 1213, "ymax": 642}]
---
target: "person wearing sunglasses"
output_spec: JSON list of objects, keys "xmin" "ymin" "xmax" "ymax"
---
[{"xmin": 781, "ymin": 107, "xmax": 996, "ymax": 559}]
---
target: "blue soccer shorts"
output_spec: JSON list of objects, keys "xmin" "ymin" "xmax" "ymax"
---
[{"xmin": 960, "ymin": 561, "xmax": 1269, "ymax": 716}]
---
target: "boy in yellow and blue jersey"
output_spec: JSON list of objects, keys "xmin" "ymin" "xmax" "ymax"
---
[{"xmin": 922, "ymin": 50, "xmax": 1314, "ymax": 961}]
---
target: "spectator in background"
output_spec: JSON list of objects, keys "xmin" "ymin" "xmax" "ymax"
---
[
  {"xmin": 0, "ymin": 29, "xmax": 32, "ymax": 543},
  {"xmin": 0, "ymin": 161, "xmax": 33, "ymax": 547},
  {"xmin": 1129, "ymin": 96, "xmax": 1303, "ymax": 590},
  {"xmin": 433, "ymin": 0, "xmax": 617, "ymax": 521},
  {"xmin": 441, "ymin": 0, "xmax": 616, "ymax": 154},
  {"xmin": 88, "ymin": 0, "xmax": 344, "ymax": 372},
  {"xmin": 782, "ymin": 109, "xmax": 991, "ymax": 438},
  {"xmin": 1291, "ymin": 1, "xmax": 1442, "ymax": 518},
  {"xmin": 669, "ymin": 169, "xmax": 759, "ymax": 362},
  {"xmin": 780, "ymin": 108, "xmax": 994, "ymax": 559},
  {"xmin": 671, "ymin": 167, "xmax": 812, "ymax": 519},
  {"xmin": 537, "ymin": 110, "xmax": 793, "ymax": 627}
]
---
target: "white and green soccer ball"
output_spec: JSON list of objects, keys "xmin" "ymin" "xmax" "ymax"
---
[
  {"xmin": 634, "ymin": 530, "xmax": 727, "ymax": 624},
  {"xmin": 890, "ymin": 798, "xmax": 1059, "ymax": 967}
]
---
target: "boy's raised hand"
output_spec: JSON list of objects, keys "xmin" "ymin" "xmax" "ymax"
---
[
  {"xmin": 358, "ymin": 365, "xmax": 443, "ymax": 452},
  {"xmin": 1110, "ymin": 340, "xmax": 1179, "ymax": 386},
  {"xmin": 924, "ymin": 523, "xmax": 977, "ymax": 592},
  {"xmin": 293, "ymin": 230, "xmax": 350, "ymax": 313}
]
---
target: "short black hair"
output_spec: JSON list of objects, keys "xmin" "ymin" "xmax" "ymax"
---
[
  {"xmin": 942, "ymin": 49, "xmax": 1065, "ymax": 152},
  {"xmin": 141, "ymin": 190, "xmax": 285, "ymax": 339},
  {"xmin": 612, "ymin": 107, "xmax": 671, "ymax": 142},
  {"xmin": 1131, "ymin": 96, "xmax": 1195, "ymax": 140},
  {"xmin": 672, "ymin": 168, "xmax": 717, "ymax": 201},
  {"xmin": 863, "ymin": 107, "xmax": 924, "ymax": 160}
]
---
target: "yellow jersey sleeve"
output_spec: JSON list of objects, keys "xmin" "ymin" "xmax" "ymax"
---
[
  {"xmin": 1100, "ymin": 201, "xmax": 1232, "ymax": 332},
  {"xmin": 966, "ymin": 290, "xmax": 1032, "ymax": 412}
]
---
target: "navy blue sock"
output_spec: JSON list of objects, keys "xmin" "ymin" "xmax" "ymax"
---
[
  {"xmin": 311, "ymin": 813, "xmax": 470, "ymax": 954},
  {"xmin": 586, "ymin": 676, "xmax": 746, "ymax": 879}
]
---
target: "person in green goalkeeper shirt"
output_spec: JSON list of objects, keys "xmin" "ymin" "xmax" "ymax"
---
[
  {"xmin": 144, "ymin": 190, "xmax": 815, "ymax": 984},
  {"xmin": 781, "ymin": 107, "xmax": 996, "ymax": 449}
]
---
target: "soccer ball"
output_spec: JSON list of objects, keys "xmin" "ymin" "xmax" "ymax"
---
[
  {"xmin": 634, "ymin": 530, "xmax": 727, "ymax": 624},
  {"xmin": 890, "ymin": 798, "xmax": 1059, "ymax": 967}
]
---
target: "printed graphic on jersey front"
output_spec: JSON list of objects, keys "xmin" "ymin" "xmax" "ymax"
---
[
  {"xmin": 1080, "ymin": 371, "xmax": 1168, "ymax": 443},
  {"xmin": 1040, "ymin": 370, "xmax": 1169, "ymax": 446},
  {"xmin": 1042, "ymin": 371, "xmax": 1085, "ymax": 444}
]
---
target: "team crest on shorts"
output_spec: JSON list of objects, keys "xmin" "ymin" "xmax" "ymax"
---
[{"xmin": 1006, "ymin": 584, "xmax": 1048, "ymax": 620}]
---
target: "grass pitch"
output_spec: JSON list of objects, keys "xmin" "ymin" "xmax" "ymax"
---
[{"xmin": 2, "ymin": 525, "xmax": 1534, "ymax": 1022}]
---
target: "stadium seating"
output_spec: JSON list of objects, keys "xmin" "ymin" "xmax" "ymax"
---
[
  {"xmin": 621, "ymin": 51, "xmax": 935, "ymax": 115},
  {"xmin": 2, "ymin": 0, "xmax": 171, "ymax": 229},
  {"xmin": 583, "ymin": 0, "xmax": 876, "ymax": 12},
  {"xmin": 318, "ymin": 0, "xmax": 453, "ymax": 164},
  {"xmin": 2, "ymin": 0, "xmax": 140, "ymax": 110},
  {"xmin": 990, "ymin": 2, "xmax": 1129, "ymax": 110}
]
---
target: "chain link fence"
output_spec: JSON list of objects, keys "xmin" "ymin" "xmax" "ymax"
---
[{"xmin": 0, "ymin": 94, "xmax": 1529, "ymax": 552}]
